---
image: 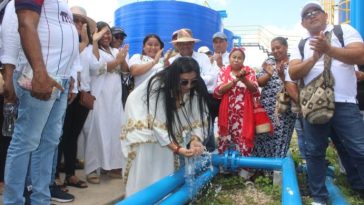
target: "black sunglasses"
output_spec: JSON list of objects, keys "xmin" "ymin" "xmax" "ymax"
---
[
  {"xmin": 303, "ymin": 9, "xmax": 323, "ymax": 20},
  {"xmin": 180, "ymin": 79, "xmax": 198, "ymax": 87}
]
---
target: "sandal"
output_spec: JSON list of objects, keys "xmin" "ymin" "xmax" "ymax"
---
[
  {"xmin": 86, "ymin": 172, "xmax": 100, "ymax": 184},
  {"xmin": 64, "ymin": 176, "xmax": 88, "ymax": 188}
]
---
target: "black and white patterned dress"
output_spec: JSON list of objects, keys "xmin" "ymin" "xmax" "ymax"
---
[{"xmin": 252, "ymin": 59, "xmax": 297, "ymax": 158}]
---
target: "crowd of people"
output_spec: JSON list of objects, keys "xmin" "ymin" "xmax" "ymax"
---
[{"xmin": 0, "ymin": 1, "xmax": 364, "ymax": 205}]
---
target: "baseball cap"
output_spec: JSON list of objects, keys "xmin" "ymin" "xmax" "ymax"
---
[
  {"xmin": 111, "ymin": 27, "xmax": 127, "ymax": 37},
  {"xmin": 212, "ymin": 32, "xmax": 227, "ymax": 41},
  {"xmin": 301, "ymin": 2, "xmax": 324, "ymax": 18}
]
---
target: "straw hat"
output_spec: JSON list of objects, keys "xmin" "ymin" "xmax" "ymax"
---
[
  {"xmin": 70, "ymin": 6, "xmax": 96, "ymax": 33},
  {"xmin": 171, "ymin": 29, "xmax": 200, "ymax": 43}
]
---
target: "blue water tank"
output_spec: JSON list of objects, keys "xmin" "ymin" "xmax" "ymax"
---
[
  {"xmin": 114, "ymin": 1, "xmax": 222, "ymax": 55},
  {"xmin": 338, "ymin": 0, "xmax": 350, "ymax": 24},
  {"xmin": 223, "ymin": 28, "xmax": 234, "ymax": 52},
  {"xmin": 350, "ymin": 0, "xmax": 364, "ymax": 38}
]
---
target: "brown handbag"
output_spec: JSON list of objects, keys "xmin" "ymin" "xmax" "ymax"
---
[{"xmin": 79, "ymin": 91, "xmax": 96, "ymax": 110}]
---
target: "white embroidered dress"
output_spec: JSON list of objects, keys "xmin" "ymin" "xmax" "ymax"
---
[{"xmin": 121, "ymin": 78, "xmax": 209, "ymax": 196}]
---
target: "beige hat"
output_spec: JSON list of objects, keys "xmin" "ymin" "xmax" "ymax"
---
[
  {"xmin": 171, "ymin": 29, "xmax": 200, "ymax": 43},
  {"xmin": 70, "ymin": 6, "xmax": 96, "ymax": 33}
]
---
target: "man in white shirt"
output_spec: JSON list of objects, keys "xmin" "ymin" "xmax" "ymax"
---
[
  {"xmin": 212, "ymin": 31, "xmax": 229, "ymax": 69},
  {"xmin": 289, "ymin": 2, "xmax": 364, "ymax": 204}
]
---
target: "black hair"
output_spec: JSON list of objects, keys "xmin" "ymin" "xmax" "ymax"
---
[
  {"xmin": 141, "ymin": 34, "xmax": 164, "ymax": 55},
  {"xmin": 146, "ymin": 57, "xmax": 211, "ymax": 145},
  {"xmin": 271, "ymin": 37, "xmax": 288, "ymax": 47}
]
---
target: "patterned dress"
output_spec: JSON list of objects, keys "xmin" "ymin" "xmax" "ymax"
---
[
  {"xmin": 215, "ymin": 66, "xmax": 258, "ymax": 156},
  {"xmin": 252, "ymin": 59, "xmax": 297, "ymax": 158}
]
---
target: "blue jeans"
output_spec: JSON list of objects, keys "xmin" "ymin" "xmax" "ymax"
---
[
  {"xmin": 304, "ymin": 103, "xmax": 364, "ymax": 203},
  {"xmin": 4, "ymin": 72, "xmax": 69, "ymax": 205},
  {"xmin": 295, "ymin": 116, "xmax": 306, "ymax": 160}
]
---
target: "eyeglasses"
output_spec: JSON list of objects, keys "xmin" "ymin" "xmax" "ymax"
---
[
  {"xmin": 303, "ymin": 10, "xmax": 322, "ymax": 20},
  {"xmin": 180, "ymin": 79, "xmax": 198, "ymax": 87}
]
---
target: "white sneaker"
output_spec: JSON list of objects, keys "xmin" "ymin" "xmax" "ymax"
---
[{"xmin": 311, "ymin": 202, "xmax": 327, "ymax": 205}]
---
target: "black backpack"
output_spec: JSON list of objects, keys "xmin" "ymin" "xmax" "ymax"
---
[{"xmin": 298, "ymin": 25, "xmax": 364, "ymax": 110}]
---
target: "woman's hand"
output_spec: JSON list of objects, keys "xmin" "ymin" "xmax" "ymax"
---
[
  {"xmin": 163, "ymin": 49, "xmax": 172, "ymax": 68},
  {"xmin": 276, "ymin": 61, "xmax": 287, "ymax": 81},
  {"xmin": 153, "ymin": 49, "xmax": 163, "ymax": 65},
  {"xmin": 116, "ymin": 45, "xmax": 129, "ymax": 64},
  {"xmin": 92, "ymin": 27, "xmax": 108, "ymax": 43},
  {"xmin": 189, "ymin": 139, "xmax": 204, "ymax": 155},
  {"xmin": 262, "ymin": 62, "xmax": 273, "ymax": 76}
]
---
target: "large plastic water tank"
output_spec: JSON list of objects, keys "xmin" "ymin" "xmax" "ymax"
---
[
  {"xmin": 223, "ymin": 28, "xmax": 234, "ymax": 52},
  {"xmin": 114, "ymin": 1, "xmax": 222, "ymax": 55}
]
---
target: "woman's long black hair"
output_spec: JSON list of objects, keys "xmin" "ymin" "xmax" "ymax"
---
[{"xmin": 146, "ymin": 57, "xmax": 211, "ymax": 145}]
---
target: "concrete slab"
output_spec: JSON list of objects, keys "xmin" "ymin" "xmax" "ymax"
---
[
  {"xmin": 54, "ymin": 171, "xmax": 125, "ymax": 205},
  {"xmin": 0, "ymin": 170, "xmax": 125, "ymax": 205}
]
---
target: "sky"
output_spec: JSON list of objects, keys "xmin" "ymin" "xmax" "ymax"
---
[
  {"xmin": 67, "ymin": 0, "xmax": 314, "ymax": 33},
  {"xmin": 66, "ymin": 0, "xmax": 322, "ymax": 67}
]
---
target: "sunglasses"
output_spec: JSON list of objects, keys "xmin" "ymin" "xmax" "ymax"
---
[
  {"xmin": 303, "ymin": 9, "xmax": 322, "ymax": 20},
  {"xmin": 180, "ymin": 79, "xmax": 198, "ymax": 87},
  {"xmin": 114, "ymin": 34, "xmax": 125, "ymax": 40}
]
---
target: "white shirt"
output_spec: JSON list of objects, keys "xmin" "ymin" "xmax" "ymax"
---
[
  {"xmin": 14, "ymin": 0, "xmax": 79, "ymax": 79},
  {"xmin": 169, "ymin": 51, "xmax": 218, "ymax": 93},
  {"xmin": 290, "ymin": 24, "xmax": 363, "ymax": 103},
  {"xmin": 129, "ymin": 54, "xmax": 164, "ymax": 88}
]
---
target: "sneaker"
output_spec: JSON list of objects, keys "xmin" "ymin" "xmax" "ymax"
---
[
  {"xmin": 311, "ymin": 202, "xmax": 327, "ymax": 205},
  {"xmin": 50, "ymin": 183, "xmax": 74, "ymax": 203}
]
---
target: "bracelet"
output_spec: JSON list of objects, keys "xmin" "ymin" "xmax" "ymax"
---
[{"xmin": 174, "ymin": 145, "xmax": 181, "ymax": 154}]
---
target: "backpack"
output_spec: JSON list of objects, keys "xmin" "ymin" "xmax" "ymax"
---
[{"xmin": 298, "ymin": 25, "xmax": 364, "ymax": 110}]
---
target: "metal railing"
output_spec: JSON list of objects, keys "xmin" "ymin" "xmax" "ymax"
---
[{"xmin": 225, "ymin": 25, "xmax": 302, "ymax": 56}]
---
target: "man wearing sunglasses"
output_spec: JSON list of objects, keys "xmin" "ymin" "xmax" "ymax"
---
[{"xmin": 289, "ymin": 2, "xmax": 364, "ymax": 205}]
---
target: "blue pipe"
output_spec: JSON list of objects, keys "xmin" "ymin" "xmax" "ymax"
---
[
  {"xmin": 159, "ymin": 166, "xmax": 219, "ymax": 205},
  {"xmin": 212, "ymin": 153, "xmax": 283, "ymax": 170},
  {"xmin": 326, "ymin": 176, "xmax": 349, "ymax": 205},
  {"xmin": 115, "ymin": 168, "xmax": 185, "ymax": 205},
  {"xmin": 233, "ymin": 35, "xmax": 241, "ymax": 47},
  {"xmin": 116, "ymin": 156, "xmax": 212, "ymax": 205},
  {"xmin": 281, "ymin": 157, "xmax": 302, "ymax": 205}
]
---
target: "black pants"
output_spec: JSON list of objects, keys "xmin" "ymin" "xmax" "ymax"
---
[
  {"xmin": 0, "ymin": 95, "xmax": 11, "ymax": 182},
  {"xmin": 57, "ymin": 92, "xmax": 90, "ymax": 177}
]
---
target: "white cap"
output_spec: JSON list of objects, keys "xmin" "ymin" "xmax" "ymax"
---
[{"xmin": 301, "ymin": 2, "xmax": 324, "ymax": 18}]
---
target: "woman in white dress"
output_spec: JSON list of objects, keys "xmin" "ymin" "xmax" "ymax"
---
[
  {"xmin": 121, "ymin": 57, "xmax": 211, "ymax": 196},
  {"xmin": 129, "ymin": 34, "xmax": 171, "ymax": 88},
  {"xmin": 83, "ymin": 21, "xmax": 128, "ymax": 183}
]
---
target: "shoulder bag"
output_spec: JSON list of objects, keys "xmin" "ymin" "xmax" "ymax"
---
[{"xmin": 299, "ymin": 32, "xmax": 335, "ymax": 124}]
